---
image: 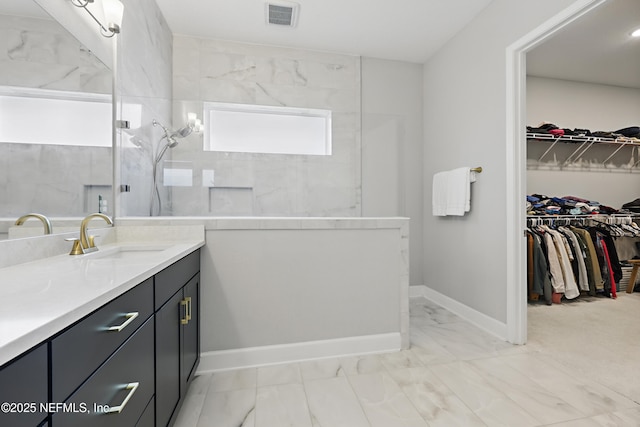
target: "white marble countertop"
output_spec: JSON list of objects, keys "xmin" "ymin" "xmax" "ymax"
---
[{"xmin": 0, "ymin": 225, "xmax": 205, "ymax": 367}]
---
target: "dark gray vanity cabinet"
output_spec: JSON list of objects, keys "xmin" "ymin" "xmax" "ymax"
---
[
  {"xmin": 155, "ymin": 251, "xmax": 200, "ymax": 427},
  {"xmin": 0, "ymin": 248, "xmax": 200, "ymax": 427},
  {"xmin": 0, "ymin": 343, "xmax": 48, "ymax": 427}
]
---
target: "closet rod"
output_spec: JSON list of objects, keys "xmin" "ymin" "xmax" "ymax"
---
[
  {"xmin": 526, "ymin": 214, "xmax": 638, "ymax": 218},
  {"xmin": 526, "ymin": 214, "xmax": 638, "ymax": 225}
]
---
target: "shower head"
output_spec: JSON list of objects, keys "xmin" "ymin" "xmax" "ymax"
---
[
  {"xmin": 166, "ymin": 137, "xmax": 179, "ymax": 148},
  {"xmin": 155, "ymin": 136, "xmax": 178, "ymax": 165},
  {"xmin": 171, "ymin": 125, "xmax": 193, "ymax": 139},
  {"xmin": 153, "ymin": 119, "xmax": 194, "ymax": 145}
]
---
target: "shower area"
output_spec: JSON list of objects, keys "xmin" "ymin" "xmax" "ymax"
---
[{"xmin": 118, "ymin": 36, "xmax": 362, "ymax": 218}]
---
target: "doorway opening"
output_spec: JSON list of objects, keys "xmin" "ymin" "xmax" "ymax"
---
[{"xmin": 506, "ymin": 0, "xmax": 609, "ymax": 344}]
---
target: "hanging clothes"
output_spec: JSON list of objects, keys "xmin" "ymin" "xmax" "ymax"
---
[
  {"xmin": 526, "ymin": 216, "xmax": 628, "ymax": 304},
  {"xmin": 540, "ymin": 226, "xmax": 566, "ymax": 296},
  {"xmin": 601, "ymin": 241, "xmax": 617, "ymax": 299},
  {"xmin": 570, "ymin": 226, "xmax": 602, "ymax": 295},
  {"xmin": 559, "ymin": 226, "xmax": 589, "ymax": 292},
  {"xmin": 588, "ymin": 227, "xmax": 623, "ymax": 296},
  {"xmin": 541, "ymin": 225, "xmax": 580, "ymax": 300},
  {"xmin": 527, "ymin": 232, "xmax": 535, "ymax": 299},
  {"xmin": 529, "ymin": 231, "xmax": 552, "ymax": 304},
  {"xmin": 598, "ymin": 228, "xmax": 622, "ymax": 284}
]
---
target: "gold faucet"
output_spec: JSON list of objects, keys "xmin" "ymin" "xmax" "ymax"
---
[
  {"xmin": 69, "ymin": 213, "xmax": 113, "ymax": 255},
  {"xmin": 15, "ymin": 213, "xmax": 52, "ymax": 235}
]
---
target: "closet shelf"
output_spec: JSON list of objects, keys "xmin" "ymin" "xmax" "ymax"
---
[{"xmin": 527, "ymin": 132, "xmax": 640, "ymax": 166}]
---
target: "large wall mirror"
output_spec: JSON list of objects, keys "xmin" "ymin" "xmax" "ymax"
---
[{"xmin": 0, "ymin": 0, "xmax": 113, "ymax": 238}]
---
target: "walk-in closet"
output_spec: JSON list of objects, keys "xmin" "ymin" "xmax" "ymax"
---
[{"xmin": 525, "ymin": 0, "xmax": 640, "ymax": 312}]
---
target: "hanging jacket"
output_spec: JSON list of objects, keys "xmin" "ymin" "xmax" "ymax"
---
[
  {"xmin": 531, "ymin": 231, "xmax": 552, "ymax": 304},
  {"xmin": 541, "ymin": 228, "xmax": 565, "ymax": 295},
  {"xmin": 571, "ymin": 227, "xmax": 602, "ymax": 293},
  {"xmin": 559, "ymin": 226, "xmax": 589, "ymax": 292},
  {"xmin": 542, "ymin": 225, "xmax": 580, "ymax": 299},
  {"xmin": 600, "ymin": 230, "xmax": 622, "ymax": 284}
]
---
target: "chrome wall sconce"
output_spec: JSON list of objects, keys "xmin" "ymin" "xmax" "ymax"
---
[{"xmin": 71, "ymin": 0, "xmax": 124, "ymax": 38}]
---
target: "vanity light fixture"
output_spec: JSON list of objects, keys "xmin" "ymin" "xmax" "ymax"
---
[
  {"xmin": 70, "ymin": 0, "xmax": 124, "ymax": 38},
  {"xmin": 632, "ymin": 28, "xmax": 640, "ymax": 38}
]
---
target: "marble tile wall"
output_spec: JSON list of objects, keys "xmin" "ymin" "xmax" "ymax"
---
[
  {"xmin": 117, "ymin": 0, "xmax": 173, "ymax": 216},
  {"xmin": 3, "ymin": 6, "xmax": 370, "ymax": 219},
  {"xmin": 0, "ymin": 13, "xmax": 112, "ymax": 217},
  {"xmin": 169, "ymin": 36, "xmax": 362, "ymax": 216},
  {"xmin": 0, "ymin": 14, "xmax": 111, "ymax": 92}
]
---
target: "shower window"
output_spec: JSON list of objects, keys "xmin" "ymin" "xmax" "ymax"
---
[
  {"xmin": 203, "ymin": 102, "xmax": 332, "ymax": 156},
  {"xmin": 0, "ymin": 87, "xmax": 111, "ymax": 147}
]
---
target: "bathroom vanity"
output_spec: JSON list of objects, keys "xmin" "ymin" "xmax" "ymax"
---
[{"xmin": 0, "ymin": 226, "xmax": 204, "ymax": 427}]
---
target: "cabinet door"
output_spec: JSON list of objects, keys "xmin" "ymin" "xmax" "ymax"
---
[
  {"xmin": 181, "ymin": 273, "xmax": 200, "ymax": 396},
  {"xmin": 135, "ymin": 396, "xmax": 154, "ymax": 427},
  {"xmin": 155, "ymin": 290, "xmax": 182, "ymax": 427},
  {"xmin": 0, "ymin": 344, "xmax": 48, "ymax": 427}
]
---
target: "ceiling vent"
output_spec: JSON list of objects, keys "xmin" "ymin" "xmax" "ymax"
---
[{"xmin": 265, "ymin": 1, "xmax": 299, "ymax": 27}]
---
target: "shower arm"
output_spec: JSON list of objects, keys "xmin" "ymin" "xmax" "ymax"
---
[{"xmin": 152, "ymin": 119, "xmax": 172, "ymax": 142}]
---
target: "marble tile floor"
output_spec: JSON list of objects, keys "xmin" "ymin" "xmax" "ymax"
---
[{"xmin": 174, "ymin": 294, "xmax": 640, "ymax": 426}]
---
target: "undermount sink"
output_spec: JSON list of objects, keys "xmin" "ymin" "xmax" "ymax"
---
[{"xmin": 82, "ymin": 244, "xmax": 172, "ymax": 260}]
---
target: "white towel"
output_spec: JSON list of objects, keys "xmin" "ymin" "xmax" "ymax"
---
[
  {"xmin": 432, "ymin": 167, "xmax": 476, "ymax": 216},
  {"xmin": 432, "ymin": 171, "xmax": 449, "ymax": 216}
]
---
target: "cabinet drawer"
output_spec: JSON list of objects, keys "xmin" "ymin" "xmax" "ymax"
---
[
  {"xmin": 155, "ymin": 249, "xmax": 200, "ymax": 309},
  {"xmin": 53, "ymin": 318, "xmax": 155, "ymax": 427},
  {"xmin": 0, "ymin": 344, "xmax": 48, "ymax": 427},
  {"xmin": 51, "ymin": 278, "xmax": 153, "ymax": 402}
]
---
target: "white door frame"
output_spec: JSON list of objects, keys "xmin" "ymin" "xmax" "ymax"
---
[{"xmin": 505, "ymin": 0, "xmax": 609, "ymax": 344}]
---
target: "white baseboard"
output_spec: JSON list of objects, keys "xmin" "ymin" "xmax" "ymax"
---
[
  {"xmin": 409, "ymin": 285, "xmax": 507, "ymax": 340},
  {"xmin": 197, "ymin": 333, "xmax": 401, "ymax": 373}
]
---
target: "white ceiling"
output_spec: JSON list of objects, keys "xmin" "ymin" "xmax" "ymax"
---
[
  {"xmin": 527, "ymin": 0, "xmax": 640, "ymax": 89},
  {"xmin": 154, "ymin": 0, "xmax": 494, "ymax": 64},
  {"xmin": 4, "ymin": 0, "xmax": 639, "ymax": 87}
]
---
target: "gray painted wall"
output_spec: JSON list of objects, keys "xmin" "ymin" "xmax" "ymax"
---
[
  {"xmin": 422, "ymin": 0, "xmax": 579, "ymax": 324},
  {"xmin": 202, "ymin": 226, "xmax": 403, "ymax": 351}
]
